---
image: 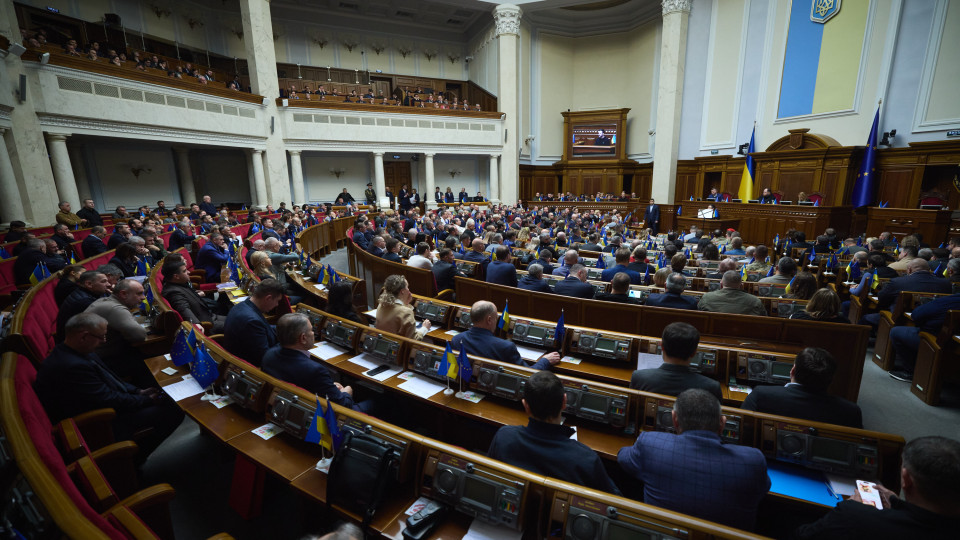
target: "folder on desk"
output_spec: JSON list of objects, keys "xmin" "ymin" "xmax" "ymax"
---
[{"xmin": 767, "ymin": 462, "xmax": 841, "ymax": 507}]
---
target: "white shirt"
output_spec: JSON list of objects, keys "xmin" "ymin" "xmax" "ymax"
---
[{"xmin": 406, "ymin": 254, "xmax": 434, "ymax": 269}]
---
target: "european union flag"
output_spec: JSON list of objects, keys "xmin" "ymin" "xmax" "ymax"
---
[
  {"xmin": 323, "ymin": 397, "xmax": 343, "ymax": 451},
  {"xmin": 458, "ymin": 346, "xmax": 472, "ymax": 383},
  {"xmin": 809, "ymin": 247, "xmax": 816, "ymax": 263},
  {"xmin": 643, "ymin": 264, "xmax": 651, "ymax": 284},
  {"xmin": 497, "ymin": 300, "xmax": 510, "ymax": 330},
  {"xmin": 191, "ymin": 343, "xmax": 219, "ymax": 389},
  {"xmin": 171, "ymin": 328, "xmax": 197, "ymax": 366},
  {"xmin": 167, "ymin": 224, "xmax": 175, "ymax": 232},
  {"xmin": 554, "ymin": 311, "xmax": 565, "ymax": 345},
  {"xmin": 851, "ymin": 106, "xmax": 880, "ymax": 208},
  {"xmin": 0, "ymin": 246, "xmax": 9, "ymax": 259}
]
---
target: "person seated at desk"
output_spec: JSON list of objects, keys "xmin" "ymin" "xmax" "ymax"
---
[
  {"xmin": 793, "ymin": 436, "xmax": 960, "ymax": 539},
  {"xmin": 704, "ymin": 258, "xmax": 736, "ymax": 280},
  {"xmin": 627, "ymin": 246, "xmax": 651, "ymax": 275},
  {"xmin": 758, "ymin": 187, "xmax": 776, "ymax": 204},
  {"xmin": 595, "ymin": 272, "xmax": 642, "ymax": 304},
  {"xmin": 886, "ymin": 291, "xmax": 960, "ymax": 383},
  {"xmin": 553, "ymin": 263, "xmax": 595, "ymax": 299},
  {"xmin": 223, "ymin": 278, "xmax": 283, "ymax": 366},
  {"xmin": 698, "ymin": 270, "xmax": 766, "ymax": 316},
  {"xmin": 645, "ymin": 273, "xmax": 699, "ymax": 310},
  {"xmin": 518, "ymin": 263, "xmax": 551, "ymax": 293},
  {"xmin": 462, "ymin": 238, "xmax": 491, "ymax": 273},
  {"xmin": 601, "ymin": 247, "xmax": 642, "ymax": 284},
  {"xmin": 56, "ymin": 270, "xmax": 111, "ymax": 340},
  {"xmin": 725, "ymin": 237, "xmax": 746, "ymax": 255},
  {"xmin": 790, "ymin": 288, "xmax": 849, "ymax": 324},
  {"xmin": 630, "ymin": 322, "xmax": 721, "ymax": 399},
  {"xmin": 375, "ymin": 275, "xmax": 431, "ymax": 340},
  {"xmin": 530, "ymin": 248, "xmax": 556, "ymax": 275},
  {"xmin": 161, "ymin": 260, "xmax": 226, "ymax": 334},
  {"xmin": 618, "ymin": 389, "xmax": 770, "ymax": 531},
  {"xmin": 263, "ymin": 313, "xmax": 374, "ymax": 414},
  {"xmin": 744, "ymin": 245, "xmax": 772, "ymax": 274},
  {"xmin": 383, "ymin": 238, "xmax": 402, "ymax": 263},
  {"xmin": 325, "ymin": 281, "xmax": 364, "ymax": 324},
  {"xmin": 54, "ymin": 265, "xmax": 86, "ymax": 305},
  {"xmin": 488, "ymin": 370, "xmax": 621, "ymax": 495},
  {"xmin": 83, "ymin": 278, "xmax": 150, "ymax": 384},
  {"xmin": 552, "ymin": 250, "xmax": 581, "ymax": 278},
  {"xmin": 35, "ymin": 313, "xmax": 184, "ymax": 459},
  {"xmin": 432, "ymin": 249, "xmax": 464, "ymax": 294},
  {"xmin": 741, "ymin": 347, "xmax": 862, "ymax": 428},
  {"xmin": 405, "ymin": 242, "xmax": 435, "ymax": 270},
  {"xmin": 195, "ymin": 232, "xmax": 229, "ymax": 283},
  {"xmin": 759, "ymin": 256, "xmax": 797, "ymax": 285},
  {"xmin": 452, "ymin": 301, "xmax": 559, "ymax": 369},
  {"xmin": 705, "ymin": 187, "xmax": 721, "ymax": 202},
  {"xmin": 485, "ymin": 246, "xmax": 518, "ymax": 287},
  {"xmin": 580, "ymin": 233, "xmax": 603, "ymax": 252}
]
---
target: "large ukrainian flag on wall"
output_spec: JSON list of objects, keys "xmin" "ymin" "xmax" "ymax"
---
[{"xmin": 778, "ymin": 1, "xmax": 869, "ymax": 119}]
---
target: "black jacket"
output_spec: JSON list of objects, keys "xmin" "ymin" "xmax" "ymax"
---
[
  {"xmin": 262, "ymin": 346, "xmax": 356, "ymax": 409},
  {"xmin": 432, "ymin": 260, "xmax": 463, "ymax": 292},
  {"xmin": 162, "ymin": 281, "xmax": 221, "ymax": 331},
  {"xmin": 594, "ymin": 292, "xmax": 641, "ymax": 304},
  {"xmin": 645, "ymin": 292, "xmax": 699, "ymax": 310},
  {"xmin": 741, "ymin": 383, "xmax": 862, "ymax": 428},
  {"xmin": 553, "ymin": 275, "xmax": 595, "ymax": 299},
  {"xmin": 81, "ymin": 235, "xmax": 108, "ymax": 257},
  {"xmin": 630, "ymin": 363, "xmax": 721, "ymax": 400},
  {"xmin": 877, "ymin": 271, "xmax": 951, "ymax": 311},
  {"xmin": 518, "ymin": 275, "xmax": 550, "ymax": 293},
  {"xmin": 76, "ymin": 207, "xmax": 103, "ymax": 227}
]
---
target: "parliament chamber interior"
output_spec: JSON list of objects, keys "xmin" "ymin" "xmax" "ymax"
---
[{"xmin": 2, "ymin": 0, "xmax": 960, "ymax": 539}]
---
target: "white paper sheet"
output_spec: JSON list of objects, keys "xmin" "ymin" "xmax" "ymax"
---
[
  {"xmin": 161, "ymin": 367, "xmax": 179, "ymax": 376},
  {"xmin": 398, "ymin": 375, "xmax": 447, "ymax": 399},
  {"xmin": 637, "ymin": 352, "xmax": 664, "ymax": 370},
  {"xmin": 825, "ymin": 474, "xmax": 857, "ymax": 497},
  {"xmin": 463, "ymin": 519, "xmax": 523, "ymax": 540},
  {"xmin": 560, "ymin": 356, "xmax": 582, "ymax": 365},
  {"xmin": 314, "ymin": 283, "xmax": 328, "ymax": 291},
  {"xmin": 444, "ymin": 329, "xmax": 460, "ymax": 336},
  {"xmin": 365, "ymin": 366, "xmax": 403, "ymax": 381},
  {"xmin": 162, "ymin": 377, "xmax": 205, "ymax": 401},
  {"xmin": 514, "ymin": 345, "xmax": 544, "ymax": 361},
  {"xmin": 309, "ymin": 342, "xmax": 347, "ymax": 361},
  {"xmin": 347, "ymin": 353, "xmax": 381, "ymax": 370}
]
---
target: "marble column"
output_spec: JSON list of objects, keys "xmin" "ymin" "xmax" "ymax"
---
[
  {"xmin": 651, "ymin": 0, "xmax": 691, "ymax": 204},
  {"xmin": 494, "ymin": 4, "xmax": 522, "ymax": 205},
  {"xmin": 424, "ymin": 153, "xmax": 436, "ymax": 210},
  {"xmin": 0, "ymin": 129, "xmax": 27, "ymax": 223},
  {"xmin": 250, "ymin": 149, "xmax": 268, "ymax": 209},
  {"xmin": 173, "ymin": 147, "xmax": 197, "ymax": 205},
  {"xmin": 373, "ymin": 152, "xmax": 386, "ymax": 208},
  {"xmin": 488, "ymin": 154, "xmax": 501, "ymax": 202},
  {"xmin": 245, "ymin": 149, "xmax": 257, "ymax": 207},
  {"xmin": 240, "ymin": 0, "xmax": 290, "ymax": 205},
  {"xmin": 45, "ymin": 133, "xmax": 81, "ymax": 210},
  {"xmin": 288, "ymin": 150, "xmax": 305, "ymax": 205},
  {"xmin": 68, "ymin": 145, "xmax": 92, "ymax": 204}
]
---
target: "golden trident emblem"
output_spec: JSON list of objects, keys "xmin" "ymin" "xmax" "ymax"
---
[{"xmin": 814, "ymin": 0, "xmax": 835, "ymax": 17}]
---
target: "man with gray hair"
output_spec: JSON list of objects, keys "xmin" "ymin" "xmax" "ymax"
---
[
  {"xmin": 262, "ymin": 313, "xmax": 373, "ymax": 413},
  {"xmin": 245, "ymin": 238, "xmax": 265, "ymax": 268},
  {"xmin": 646, "ymin": 273, "xmax": 698, "ymax": 310},
  {"xmin": 451, "ymin": 300, "xmax": 560, "ymax": 369},
  {"xmin": 85, "ymin": 278, "xmax": 150, "ymax": 382},
  {"xmin": 759, "ymin": 256, "xmax": 797, "ymax": 285},
  {"xmin": 618, "ymin": 389, "xmax": 769, "ymax": 530},
  {"xmin": 518, "ymin": 263, "xmax": 550, "ymax": 292},
  {"xmin": 697, "ymin": 270, "xmax": 766, "ymax": 316},
  {"xmin": 552, "ymin": 249, "xmax": 581, "ymax": 278}
]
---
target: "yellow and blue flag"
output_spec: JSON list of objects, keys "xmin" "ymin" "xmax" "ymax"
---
[
  {"xmin": 69, "ymin": 252, "xmax": 78, "ymax": 264},
  {"xmin": 444, "ymin": 342, "xmax": 459, "ymax": 380},
  {"xmin": 191, "ymin": 342, "xmax": 219, "ymax": 389},
  {"xmin": 738, "ymin": 126, "xmax": 756, "ymax": 202},
  {"xmin": 785, "ymin": 276, "xmax": 795, "ymax": 295},
  {"xmin": 323, "ymin": 396, "xmax": 342, "ymax": 451},
  {"xmin": 140, "ymin": 285, "xmax": 153, "ymax": 315},
  {"xmin": 29, "ymin": 262, "xmax": 51, "ymax": 285},
  {"xmin": 135, "ymin": 258, "xmax": 151, "ymax": 276},
  {"xmin": 595, "ymin": 254, "xmax": 606, "ymax": 270},
  {"xmin": 870, "ymin": 271, "xmax": 879, "ymax": 290},
  {"xmin": 305, "ymin": 397, "xmax": 332, "ymax": 451},
  {"xmin": 497, "ymin": 300, "xmax": 510, "ymax": 330}
]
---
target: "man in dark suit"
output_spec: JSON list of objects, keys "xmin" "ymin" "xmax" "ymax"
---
[
  {"xmin": 259, "ymin": 218, "xmax": 283, "ymax": 243},
  {"xmin": 458, "ymin": 188, "xmax": 468, "ymax": 204},
  {"xmin": 488, "ymin": 370, "xmax": 620, "ymax": 495},
  {"xmin": 195, "ymin": 233, "xmax": 229, "ymax": 283},
  {"xmin": 594, "ymin": 272, "xmax": 641, "ymax": 304},
  {"xmin": 876, "ymin": 258, "xmax": 952, "ymax": 312},
  {"xmin": 646, "ymin": 273, "xmax": 699, "ymax": 310},
  {"xmin": 81, "ymin": 226, "xmax": 109, "ymax": 257},
  {"xmin": 199, "ymin": 195, "xmax": 217, "ymax": 216},
  {"xmin": 107, "ymin": 222, "xmax": 131, "ymax": 249},
  {"xmin": 368, "ymin": 236, "xmax": 387, "ymax": 258},
  {"xmin": 553, "ymin": 264, "xmax": 595, "ymax": 299},
  {"xmin": 262, "ymin": 313, "xmax": 373, "ymax": 413},
  {"xmin": 594, "ymin": 129, "xmax": 611, "ymax": 146},
  {"xmin": 434, "ymin": 187, "xmax": 444, "ymax": 205},
  {"xmin": 580, "ymin": 233, "xmax": 603, "ymax": 252},
  {"xmin": 35, "ymin": 312, "xmax": 183, "ymax": 458},
  {"xmin": 432, "ymin": 249, "xmax": 464, "ymax": 292},
  {"xmin": 55, "ymin": 271, "xmax": 110, "ymax": 340},
  {"xmin": 600, "ymin": 247, "xmax": 642, "ymax": 284},
  {"xmin": 887, "ymin": 291, "xmax": 960, "ymax": 382},
  {"xmin": 223, "ymin": 278, "xmax": 283, "ymax": 366},
  {"xmin": 518, "ymin": 264, "xmax": 551, "ymax": 293},
  {"xmin": 168, "ymin": 221, "xmax": 198, "ymax": 251},
  {"xmin": 13, "ymin": 239, "xmax": 65, "ymax": 286},
  {"xmin": 486, "ymin": 246, "xmax": 518, "ymax": 287},
  {"xmin": 627, "ymin": 246, "xmax": 651, "ymax": 275},
  {"xmin": 530, "ymin": 248, "xmax": 556, "ymax": 275},
  {"xmin": 334, "ymin": 188, "xmax": 355, "ymax": 205},
  {"xmin": 385, "ymin": 187, "xmax": 395, "ymax": 209},
  {"xmin": 351, "ymin": 221, "xmax": 371, "ymax": 251},
  {"xmin": 76, "ymin": 199, "xmax": 103, "ymax": 227},
  {"xmin": 740, "ymin": 347, "xmax": 862, "ymax": 428},
  {"xmin": 758, "ymin": 188, "xmax": 776, "ymax": 204},
  {"xmin": 383, "ymin": 238, "xmax": 402, "ymax": 263},
  {"xmin": 462, "ymin": 238, "xmax": 491, "ymax": 275},
  {"xmin": 451, "ymin": 301, "xmax": 559, "ymax": 370},
  {"xmin": 705, "ymin": 188, "xmax": 721, "ymax": 202},
  {"xmin": 643, "ymin": 198, "xmax": 660, "ymax": 234},
  {"xmin": 629, "ymin": 322, "xmax": 721, "ymax": 399},
  {"xmin": 161, "ymin": 260, "xmax": 225, "ymax": 333},
  {"xmin": 618, "ymin": 389, "xmax": 770, "ymax": 531}
]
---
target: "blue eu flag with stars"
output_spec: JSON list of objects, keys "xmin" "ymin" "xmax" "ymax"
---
[
  {"xmin": 191, "ymin": 342, "xmax": 219, "ymax": 389},
  {"xmin": 171, "ymin": 328, "xmax": 197, "ymax": 366}
]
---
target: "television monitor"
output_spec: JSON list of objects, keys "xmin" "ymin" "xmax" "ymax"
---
[{"xmin": 571, "ymin": 123, "xmax": 618, "ymax": 157}]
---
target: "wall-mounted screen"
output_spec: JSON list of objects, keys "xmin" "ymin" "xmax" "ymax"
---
[{"xmin": 571, "ymin": 123, "xmax": 618, "ymax": 157}]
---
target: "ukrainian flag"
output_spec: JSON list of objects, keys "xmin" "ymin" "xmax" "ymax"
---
[
  {"xmin": 738, "ymin": 126, "xmax": 756, "ymax": 202},
  {"xmin": 497, "ymin": 300, "xmax": 510, "ymax": 330},
  {"xmin": 29, "ymin": 262, "xmax": 50, "ymax": 285},
  {"xmin": 870, "ymin": 271, "xmax": 879, "ymax": 290},
  {"xmin": 443, "ymin": 342, "xmax": 459, "ymax": 380},
  {"xmin": 305, "ymin": 397, "xmax": 333, "ymax": 451}
]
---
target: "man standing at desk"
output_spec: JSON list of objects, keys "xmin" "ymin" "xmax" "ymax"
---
[
  {"xmin": 451, "ymin": 301, "xmax": 560, "ymax": 370},
  {"xmin": 617, "ymin": 389, "xmax": 770, "ymax": 531},
  {"xmin": 644, "ymin": 198, "xmax": 660, "ymax": 234},
  {"xmin": 488, "ymin": 370, "xmax": 621, "ymax": 495}
]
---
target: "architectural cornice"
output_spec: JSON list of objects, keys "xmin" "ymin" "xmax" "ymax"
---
[
  {"xmin": 36, "ymin": 114, "xmax": 267, "ymax": 147},
  {"xmin": 283, "ymin": 140, "xmax": 504, "ymax": 154}
]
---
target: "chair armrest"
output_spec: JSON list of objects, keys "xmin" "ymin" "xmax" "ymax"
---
[
  {"xmin": 89, "ymin": 440, "xmax": 141, "ymax": 498},
  {"xmin": 434, "ymin": 288, "xmax": 454, "ymax": 300},
  {"xmin": 112, "ymin": 484, "xmax": 176, "ymax": 540},
  {"xmin": 200, "ymin": 321, "xmax": 213, "ymax": 333}
]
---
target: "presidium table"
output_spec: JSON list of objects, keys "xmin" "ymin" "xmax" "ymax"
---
[{"xmin": 674, "ymin": 201, "xmax": 853, "ymax": 246}]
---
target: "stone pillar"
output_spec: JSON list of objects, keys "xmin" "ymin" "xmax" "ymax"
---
[
  {"xmin": 494, "ymin": 4, "xmax": 522, "ymax": 205},
  {"xmin": 250, "ymin": 149, "xmax": 268, "ymax": 209},
  {"xmin": 288, "ymin": 150, "xmax": 305, "ymax": 206},
  {"xmin": 373, "ymin": 152, "xmax": 386, "ymax": 208},
  {"xmin": 45, "ymin": 133, "xmax": 81, "ymax": 210},
  {"xmin": 0, "ymin": 129, "xmax": 27, "ymax": 224},
  {"xmin": 68, "ymin": 145, "xmax": 92, "ymax": 204},
  {"xmin": 489, "ymin": 154, "xmax": 501, "ymax": 202},
  {"xmin": 424, "ymin": 153, "xmax": 436, "ymax": 210},
  {"xmin": 173, "ymin": 147, "xmax": 197, "ymax": 205},
  {"xmin": 651, "ymin": 0, "xmax": 691, "ymax": 204},
  {"xmin": 240, "ymin": 0, "xmax": 290, "ymax": 205},
  {"xmin": 245, "ymin": 149, "xmax": 258, "ymax": 207}
]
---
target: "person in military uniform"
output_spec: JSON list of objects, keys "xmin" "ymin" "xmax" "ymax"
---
[{"xmin": 364, "ymin": 182, "xmax": 377, "ymax": 206}]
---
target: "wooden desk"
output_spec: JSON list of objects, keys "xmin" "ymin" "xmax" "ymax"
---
[
  {"xmin": 677, "ymin": 216, "xmax": 740, "ymax": 233},
  {"xmin": 675, "ymin": 201, "xmax": 852, "ymax": 246},
  {"xmin": 865, "ymin": 207, "xmax": 951, "ymax": 244},
  {"xmin": 438, "ymin": 202, "xmax": 490, "ymax": 208}
]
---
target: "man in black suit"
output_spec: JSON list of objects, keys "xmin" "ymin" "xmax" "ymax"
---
[
  {"xmin": 161, "ymin": 260, "xmax": 226, "ymax": 333},
  {"xmin": 259, "ymin": 218, "xmax": 283, "ymax": 243},
  {"xmin": 223, "ymin": 278, "xmax": 283, "ymax": 366},
  {"xmin": 627, "ymin": 246, "xmax": 651, "ymax": 275},
  {"xmin": 758, "ymin": 188, "xmax": 776, "ymax": 204},
  {"xmin": 368, "ymin": 236, "xmax": 387, "ymax": 258},
  {"xmin": 107, "ymin": 222, "xmax": 131, "ymax": 249},
  {"xmin": 594, "ymin": 272, "xmax": 641, "ymax": 304},
  {"xmin": 76, "ymin": 199, "xmax": 103, "ymax": 227},
  {"xmin": 462, "ymin": 238, "xmax": 491, "ymax": 275},
  {"xmin": 553, "ymin": 264, "xmax": 595, "ymax": 299},
  {"xmin": 629, "ymin": 322, "xmax": 721, "ymax": 399},
  {"xmin": 56, "ymin": 271, "xmax": 110, "ymax": 341},
  {"xmin": 383, "ymin": 238, "xmax": 402, "ymax": 263},
  {"xmin": 486, "ymin": 246, "xmax": 518, "ymax": 287},
  {"xmin": 646, "ymin": 273, "xmax": 699, "ymax": 310},
  {"xmin": 740, "ymin": 347, "xmax": 862, "ymax": 428},
  {"xmin": 168, "ymin": 220, "xmax": 198, "ymax": 251},
  {"xmin": 13, "ymin": 239, "xmax": 65, "ymax": 286},
  {"xmin": 580, "ymin": 233, "xmax": 603, "ymax": 252},
  {"xmin": 876, "ymin": 258, "xmax": 952, "ymax": 312},
  {"xmin": 530, "ymin": 248, "xmax": 556, "ymax": 275},
  {"xmin": 518, "ymin": 264, "xmax": 551, "ymax": 293},
  {"xmin": 335, "ymin": 188, "xmax": 355, "ymax": 205},
  {"xmin": 643, "ymin": 198, "xmax": 660, "ymax": 234},
  {"xmin": 434, "ymin": 187, "xmax": 444, "ymax": 205},
  {"xmin": 199, "ymin": 195, "xmax": 217, "ymax": 216},
  {"xmin": 458, "ymin": 188, "xmax": 468, "ymax": 204},
  {"xmin": 35, "ymin": 312, "xmax": 183, "ymax": 458},
  {"xmin": 432, "ymin": 249, "xmax": 464, "ymax": 292},
  {"xmin": 594, "ymin": 129, "xmax": 611, "ymax": 146}
]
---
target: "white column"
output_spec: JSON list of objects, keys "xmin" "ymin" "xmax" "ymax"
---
[
  {"xmin": 0, "ymin": 129, "xmax": 26, "ymax": 223},
  {"xmin": 494, "ymin": 4, "xmax": 522, "ymax": 205},
  {"xmin": 373, "ymin": 151, "xmax": 386, "ymax": 208},
  {"xmin": 173, "ymin": 147, "xmax": 197, "ymax": 205},
  {"xmin": 288, "ymin": 150, "xmax": 305, "ymax": 205},
  {"xmin": 45, "ymin": 133, "xmax": 81, "ymax": 210},
  {"xmin": 250, "ymin": 149, "xmax": 268, "ymax": 208},
  {"xmin": 424, "ymin": 153, "xmax": 436, "ymax": 210},
  {"xmin": 68, "ymin": 145, "xmax": 92, "ymax": 204},
  {"xmin": 246, "ymin": 149, "xmax": 258, "ymax": 207},
  {"xmin": 651, "ymin": 0, "xmax": 692, "ymax": 204},
  {"xmin": 488, "ymin": 154, "xmax": 501, "ymax": 203}
]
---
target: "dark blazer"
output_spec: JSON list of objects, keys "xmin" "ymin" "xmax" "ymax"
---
[
  {"xmin": 451, "ymin": 327, "xmax": 551, "ymax": 370},
  {"xmin": 76, "ymin": 207, "xmax": 103, "ymax": 227},
  {"xmin": 630, "ymin": 363, "xmax": 721, "ymax": 399},
  {"xmin": 162, "ymin": 281, "xmax": 222, "ymax": 331},
  {"xmin": 81, "ymin": 235, "xmax": 108, "ymax": 257},
  {"xmin": 107, "ymin": 232, "xmax": 128, "ymax": 250},
  {"xmin": 168, "ymin": 229, "xmax": 196, "ymax": 251},
  {"xmin": 432, "ymin": 260, "xmax": 463, "ymax": 292},
  {"xmin": 626, "ymin": 261, "xmax": 651, "ymax": 275},
  {"xmin": 553, "ymin": 275, "xmax": 595, "ymax": 299},
  {"xmin": 462, "ymin": 250, "xmax": 490, "ymax": 273},
  {"xmin": 13, "ymin": 248, "xmax": 48, "ymax": 285},
  {"xmin": 530, "ymin": 258, "xmax": 555, "ymax": 275},
  {"xmin": 260, "ymin": 228, "xmax": 282, "ymax": 242},
  {"xmin": 223, "ymin": 298, "xmax": 277, "ymax": 366},
  {"xmin": 645, "ymin": 292, "xmax": 699, "ymax": 310},
  {"xmin": 458, "ymin": 191, "xmax": 468, "ymax": 203},
  {"xmin": 758, "ymin": 194, "xmax": 776, "ymax": 204},
  {"xmin": 594, "ymin": 292, "xmax": 641, "ymax": 304},
  {"xmin": 740, "ymin": 383, "xmax": 862, "ymax": 428},
  {"xmin": 352, "ymin": 232, "xmax": 370, "ymax": 251},
  {"xmin": 600, "ymin": 264, "xmax": 642, "ymax": 284},
  {"xmin": 107, "ymin": 257, "xmax": 135, "ymax": 278},
  {"xmin": 434, "ymin": 191, "xmax": 444, "ymax": 203},
  {"xmin": 262, "ymin": 346, "xmax": 355, "ymax": 409},
  {"xmin": 643, "ymin": 204, "xmax": 661, "ymax": 232},
  {"xmin": 580, "ymin": 242, "xmax": 603, "ymax": 252},
  {"xmin": 794, "ymin": 497, "xmax": 958, "ymax": 540},
  {"xmin": 199, "ymin": 201, "xmax": 217, "ymax": 215},
  {"xmin": 518, "ymin": 275, "xmax": 551, "ymax": 293},
  {"xmin": 196, "ymin": 242, "xmax": 229, "ymax": 282},
  {"xmin": 444, "ymin": 192, "xmax": 454, "ymax": 203},
  {"xmin": 485, "ymin": 260, "xmax": 518, "ymax": 287},
  {"xmin": 383, "ymin": 252, "xmax": 402, "ymax": 263},
  {"xmin": 877, "ymin": 271, "xmax": 951, "ymax": 310},
  {"xmin": 54, "ymin": 278, "xmax": 79, "ymax": 305},
  {"xmin": 56, "ymin": 288, "xmax": 100, "ymax": 340}
]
